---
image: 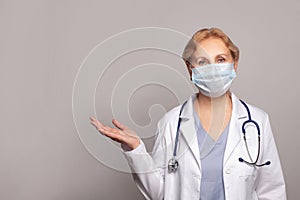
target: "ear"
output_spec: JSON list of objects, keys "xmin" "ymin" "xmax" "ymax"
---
[
  {"xmin": 185, "ymin": 61, "xmax": 193, "ymax": 80},
  {"xmin": 188, "ymin": 67, "xmax": 192, "ymax": 80},
  {"xmin": 233, "ymin": 60, "xmax": 238, "ymax": 72}
]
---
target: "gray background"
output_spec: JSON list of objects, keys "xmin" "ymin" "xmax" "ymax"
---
[{"xmin": 1, "ymin": 0, "xmax": 299, "ymax": 199}]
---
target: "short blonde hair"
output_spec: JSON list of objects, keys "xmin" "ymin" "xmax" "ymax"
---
[{"xmin": 182, "ymin": 27, "xmax": 239, "ymax": 67}]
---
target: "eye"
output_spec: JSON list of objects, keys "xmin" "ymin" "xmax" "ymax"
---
[
  {"xmin": 217, "ymin": 57, "xmax": 226, "ymax": 63},
  {"xmin": 198, "ymin": 59, "xmax": 208, "ymax": 66}
]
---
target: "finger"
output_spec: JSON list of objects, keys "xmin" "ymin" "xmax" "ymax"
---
[
  {"xmin": 94, "ymin": 123, "xmax": 121, "ymax": 135},
  {"xmin": 90, "ymin": 120, "xmax": 103, "ymax": 130},
  {"xmin": 112, "ymin": 119, "xmax": 128, "ymax": 130},
  {"xmin": 90, "ymin": 117, "xmax": 126, "ymax": 142},
  {"xmin": 104, "ymin": 126, "xmax": 126, "ymax": 136},
  {"xmin": 90, "ymin": 116, "xmax": 102, "ymax": 125},
  {"xmin": 100, "ymin": 127, "xmax": 124, "ymax": 142},
  {"xmin": 90, "ymin": 117, "xmax": 105, "ymax": 128},
  {"xmin": 89, "ymin": 116, "xmax": 96, "ymax": 121},
  {"xmin": 90, "ymin": 120, "xmax": 98, "ymax": 128}
]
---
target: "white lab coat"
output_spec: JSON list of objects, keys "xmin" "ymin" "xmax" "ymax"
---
[{"xmin": 123, "ymin": 92, "xmax": 286, "ymax": 200}]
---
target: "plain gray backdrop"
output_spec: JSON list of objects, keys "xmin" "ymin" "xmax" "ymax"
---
[{"xmin": 1, "ymin": 0, "xmax": 299, "ymax": 199}]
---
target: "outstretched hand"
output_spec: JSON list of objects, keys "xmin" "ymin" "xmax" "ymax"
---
[{"xmin": 89, "ymin": 117, "xmax": 140, "ymax": 151}]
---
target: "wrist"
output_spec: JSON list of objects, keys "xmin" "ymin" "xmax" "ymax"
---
[
  {"xmin": 130, "ymin": 138, "xmax": 140, "ymax": 150},
  {"xmin": 121, "ymin": 138, "xmax": 140, "ymax": 151}
]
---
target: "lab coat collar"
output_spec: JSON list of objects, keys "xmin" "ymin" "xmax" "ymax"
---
[
  {"xmin": 179, "ymin": 92, "xmax": 245, "ymax": 119},
  {"xmin": 178, "ymin": 92, "xmax": 247, "ymax": 169},
  {"xmin": 178, "ymin": 94, "xmax": 200, "ymax": 169},
  {"xmin": 223, "ymin": 92, "xmax": 246, "ymax": 165}
]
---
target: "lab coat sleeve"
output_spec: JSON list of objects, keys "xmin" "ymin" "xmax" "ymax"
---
[
  {"xmin": 123, "ymin": 120, "xmax": 166, "ymax": 200},
  {"xmin": 256, "ymin": 114, "xmax": 287, "ymax": 200}
]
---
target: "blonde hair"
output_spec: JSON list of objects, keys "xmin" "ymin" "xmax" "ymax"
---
[{"xmin": 182, "ymin": 27, "xmax": 239, "ymax": 67}]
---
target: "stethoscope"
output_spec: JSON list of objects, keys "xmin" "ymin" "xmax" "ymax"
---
[{"xmin": 168, "ymin": 99, "xmax": 271, "ymax": 173}]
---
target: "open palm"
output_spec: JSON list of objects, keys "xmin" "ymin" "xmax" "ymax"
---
[{"xmin": 90, "ymin": 117, "xmax": 140, "ymax": 151}]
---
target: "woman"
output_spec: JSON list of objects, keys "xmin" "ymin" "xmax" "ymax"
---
[{"xmin": 90, "ymin": 27, "xmax": 286, "ymax": 200}]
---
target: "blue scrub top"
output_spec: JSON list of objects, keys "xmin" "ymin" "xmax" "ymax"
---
[{"xmin": 193, "ymin": 105, "xmax": 230, "ymax": 200}]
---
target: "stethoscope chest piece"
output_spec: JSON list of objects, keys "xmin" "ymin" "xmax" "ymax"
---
[{"xmin": 168, "ymin": 157, "xmax": 179, "ymax": 173}]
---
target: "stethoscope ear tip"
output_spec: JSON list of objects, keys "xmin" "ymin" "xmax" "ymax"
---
[{"xmin": 238, "ymin": 157, "xmax": 244, "ymax": 162}]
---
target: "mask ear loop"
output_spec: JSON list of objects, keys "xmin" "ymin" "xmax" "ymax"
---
[{"xmin": 233, "ymin": 61, "xmax": 238, "ymax": 72}]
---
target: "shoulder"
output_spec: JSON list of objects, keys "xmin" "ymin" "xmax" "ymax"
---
[
  {"xmin": 156, "ymin": 94, "xmax": 194, "ymax": 128},
  {"xmin": 246, "ymin": 102, "xmax": 268, "ymax": 118},
  {"xmin": 157, "ymin": 94, "xmax": 196, "ymax": 131},
  {"xmin": 157, "ymin": 104, "xmax": 181, "ymax": 128},
  {"xmin": 233, "ymin": 93, "xmax": 270, "ymax": 124}
]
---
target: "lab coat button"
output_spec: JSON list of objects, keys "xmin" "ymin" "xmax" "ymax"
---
[{"xmin": 225, "ymin": 168, "xmax": 231, "ymax": 174}]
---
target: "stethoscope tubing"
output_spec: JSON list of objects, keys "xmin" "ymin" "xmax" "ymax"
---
[{"xmin": 169, "ymin": 98, "xmax": 271, "ymax": 173}]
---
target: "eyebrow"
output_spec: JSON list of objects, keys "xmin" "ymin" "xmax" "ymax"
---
[{"xmin": 194, "ymin": 53, "xmax": 229, "ymax": 60}]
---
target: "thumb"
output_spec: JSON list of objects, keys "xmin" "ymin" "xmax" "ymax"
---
[{"xmin": 112, "ymin": 119, "xmax": 128, "ymax": 130}]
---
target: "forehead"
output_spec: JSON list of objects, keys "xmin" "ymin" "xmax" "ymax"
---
[{"xmin": 191, "ymin": 37, "xmax": 230, "ymax": 59}]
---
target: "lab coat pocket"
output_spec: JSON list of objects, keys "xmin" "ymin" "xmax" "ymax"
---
[
  {"xmin": 238, "ymin": 174, "xmax": 255, "ymax": 182},
  {"xmin": 238, "ymin": 164, "xmax": 257, "ymax": 182},
  {"xmin": 238, "ymin": 174, "xmax": 256, "ymax": 199}
]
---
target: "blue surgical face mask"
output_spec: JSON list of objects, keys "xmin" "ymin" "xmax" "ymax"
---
[{"xmin": 191, "ymin": 62, "xmax": 236, "ymax": 98}]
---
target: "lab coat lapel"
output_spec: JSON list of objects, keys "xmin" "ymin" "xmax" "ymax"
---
[
  {"xmin": 223, "ymin": 93, "xmax": 246, "ymax": 165},
  {"xmin": 179, "ymin": 94, "xmax": 201, "ymax": 170},
  {"xmin": 178, "ymin": 93, "xmax": 246, "ymax": 169}
]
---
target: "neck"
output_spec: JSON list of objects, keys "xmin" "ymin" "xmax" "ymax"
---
[
  {"xmin": 196, "ymin": 91, "xmax": 232, "ymax": 109},
  {"xmin": 194, "ymin": 91, "xmax": 233, "ymax": 141}
]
